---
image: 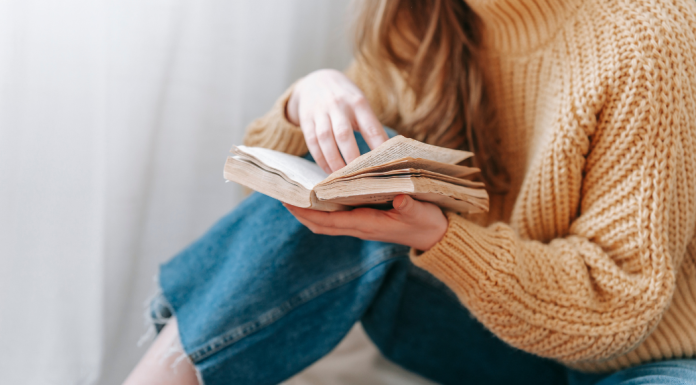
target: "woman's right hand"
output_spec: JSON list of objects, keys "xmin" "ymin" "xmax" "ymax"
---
[{"xmin": 286, "ymin": 69, "xmax": 389, "ymax": 174}]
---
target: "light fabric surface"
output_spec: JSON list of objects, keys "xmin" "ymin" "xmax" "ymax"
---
[
  {"xmin": 288, "ymin": 324, "xmax": 436, "ymax": 385},
  {"xmin": 0, "ymin": 0, "xmax": 426, "ymax": 383}
]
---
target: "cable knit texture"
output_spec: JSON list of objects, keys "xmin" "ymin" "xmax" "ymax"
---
[{"xmin": 243, "ymin": 0, "xmax": 696, "ymax": 373}]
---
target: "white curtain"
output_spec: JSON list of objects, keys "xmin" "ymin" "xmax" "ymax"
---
[{"xmin": 0, "ymin": 1, "xmax": 433, "ymax": 384}]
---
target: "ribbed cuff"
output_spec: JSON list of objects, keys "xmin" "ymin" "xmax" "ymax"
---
[
  {"xmin": 243, "ymin": 82, "xmax": 308, "ymax": 156},
  {"xmin": 410, "ymin": 211, "xmax": 510, "ymax": 300}
]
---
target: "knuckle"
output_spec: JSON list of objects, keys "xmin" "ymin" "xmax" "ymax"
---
[
  {"xmin": 317, "ymin": 129, "xmax": 333, "ymax": 142},
  {"xmin": 334, "ymin": 127, "xmax": 353, "ymax": 142},
  {"xmin": 325, "ymin": 96, "xmax": 343, "ymax": 109},
  {"xmin": 350, "ymin": 94, "xmax": 368, "ymax": 108},
  {"xmin": 363, "ymin": 125, "xmax": 382, "ymax": 138},
  {"xmin": 303, "ymin": 131, "xmax": 318, "ymax": 144}
]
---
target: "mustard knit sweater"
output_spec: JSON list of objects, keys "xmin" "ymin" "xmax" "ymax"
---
[{"xmin": 243, "ymin": 0, "xmax": 696, "ymax": 372}]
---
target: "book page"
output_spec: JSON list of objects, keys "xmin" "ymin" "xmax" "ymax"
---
[
  {"xmin": 320, "ymin": 169, "xmax": 485, "ymax": 189},
  {"xmin": 224, "ymin": 156, "xmax": 348, "ymax": 211},
  {"xmin": 324, "ymin": 136, "xmax": 472, "ymax": 181},
  {"xmin": 412, "ymin": 177, "xmax": 489, "ymax": 206},
  {"xmin": 317, "ymin": 174, "xmax": 488, "ymax": 201},
  {"xmin": 326, "ymin": 192, "xmax": 486, "ymax": 214},
  {"xmin": 224, "ymin": 157, "xmax": 312, "ymax": 207},
  {"xmin": 365, "ymin": 158, "xmax": 479, "ymax": 178},
  {"xmin": 319, "ymin": 158, "xmax": 479, "ymax": 188},
  {"xmin": 233, "ymin": 145, "xmax": 328, "ymax": 190},
  {"xmin": 316, "ymin": 177, "xmax": 488, "ymax": 214}
]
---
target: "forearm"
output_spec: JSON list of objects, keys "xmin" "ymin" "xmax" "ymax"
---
[{"xmin": 411, "ymin": 213, "xmax": 675, "ymax": 363}]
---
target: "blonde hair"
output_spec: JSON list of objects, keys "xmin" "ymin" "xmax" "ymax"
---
[{"xmin": 353, "ymin": 0, "xmax": 509, "ymax": 192}]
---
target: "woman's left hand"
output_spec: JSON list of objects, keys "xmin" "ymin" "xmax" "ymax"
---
[{"xmin": 284, "ymin": 195, "xmax": 448, "ymax": 251}]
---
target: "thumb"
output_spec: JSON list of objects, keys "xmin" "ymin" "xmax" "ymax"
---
[{"xmin": 393, "ymin": 195, "xmax": 418, "ymax": 216}]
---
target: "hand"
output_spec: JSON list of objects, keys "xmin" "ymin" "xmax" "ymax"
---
[
  {"xmin": 286, "ymin": 69, "xmax": 389, "ymax": 174},
  {"xmin": 284, "ymin": 195, "xmax": 449, "ymax": 251}
]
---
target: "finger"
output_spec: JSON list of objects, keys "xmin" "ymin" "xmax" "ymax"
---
[
  {"xmin": 329, "ymin": 107, "xmax": 360, "ymax": 164},
  {"xmin": 392, "ymin": 194, "xmax": 420, "ymax": 218},
  {"xmin": 290, "ymin": 210, "xmax": 324, "ymax": 233},
  {"xmin": 286, "ymin": 205, "xmax": 345, "ymax": 228},
  {"xmin": 393, "ymin": 194, "xmax": 408, "ymax": 210},
  {"xmin": 300, "ymin": 117, "xmax": 331, "ymax": 174},
  {"xmin": 351, "ymin": 95, "xmax": 389, "ymax": 150},
  {"xmin": 304, "ymin": 221, "xmax": 364, "ymax": 238},
  {"xmin": 284, "ymin": 204, "xmax": 331, "ymax": 228},
  {"xmin": 287, "ymin": 204, "xmax": 379, "ymax": 231},
  {"xmin": 314, "ymin": 114, "xmax": 346, "ymax": 172},
  {"xmin": 285, "ymin": 205, "xmax": 367, "ymax": 237}
]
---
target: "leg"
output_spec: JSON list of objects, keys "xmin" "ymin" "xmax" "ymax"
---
[
  {"xmin": 124, "ymin": 318, "xmax": 199, "ymax": 385},
  {"xmin": 131, "ymin": 193, "xmax": 567, "ymax": 385},
  {"xmin": 134, "ymin": 130, "xmax": 405, "ymax": 384},
  {"xmin": 599, "ymin": 360, "xmax": 696, "ymax": 385},
  {"xmin": 361, "ymin": 263, "xmax": 569, "ymax": 385},
  {"xmin": 567, "ymin": 360, "xmax": 696, "ymax": 385},
  {"xmin": 151, "ymin": 191, "xmax": 411, "ymax": 385}
]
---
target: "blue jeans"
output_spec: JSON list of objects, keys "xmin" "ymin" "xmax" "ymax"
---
[{"xmin": 153, "ymin": 131, "xmax": 696, "ymax": 385}]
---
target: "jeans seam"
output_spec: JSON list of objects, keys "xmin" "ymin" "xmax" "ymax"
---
[{"xmin": 187, "ymin": 247, "xmax": 408, "ymax": 363}]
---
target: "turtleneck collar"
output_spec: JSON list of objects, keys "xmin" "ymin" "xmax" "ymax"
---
[{"xmin": 465, "ymin": 0, "xmax": 586, "ymax": 53}]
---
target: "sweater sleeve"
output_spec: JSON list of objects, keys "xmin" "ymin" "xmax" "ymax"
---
[
  {"xmin": 412, "ymin": 50, "xmax": 696, "ymax": 364},
  {"xmin": 242, "ymin": 60, "xmax": 388, "ymax": 155}
]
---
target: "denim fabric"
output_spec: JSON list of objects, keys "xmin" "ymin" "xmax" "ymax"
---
[
  {"xmin": 155, "ymin": 130, "xmax": 696, "ymax": 385},
  {"xmin": 568, "ymin": 361, "xmax": 696, "ymax": 385}
]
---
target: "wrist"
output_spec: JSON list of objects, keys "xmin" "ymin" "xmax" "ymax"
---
[
  {"xmin": 424, "ymin": 213, "xmax": 448, "ymax": 250},
  {"xmin": 410, "ymin": 210, "xmax": 448, "ymax": 251}
]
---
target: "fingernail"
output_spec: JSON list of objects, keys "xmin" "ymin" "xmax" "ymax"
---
[{"xmin": 397, "ymin": 196, "xmax": 408, "ymax": 210}]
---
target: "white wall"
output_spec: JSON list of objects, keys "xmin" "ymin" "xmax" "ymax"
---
[{"xmin": 0, "ymin": 1, "xmax": 352, "ymax": 383}]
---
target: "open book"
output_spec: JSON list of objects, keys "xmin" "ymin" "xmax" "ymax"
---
[{"xmin": 224, "ymin": 135, "xmax": 489, "ymax": 213}]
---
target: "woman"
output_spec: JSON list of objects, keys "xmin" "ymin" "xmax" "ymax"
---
[{"xmin": 125, "ymin": 0, "xmax": 696, "ymax": 384}]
